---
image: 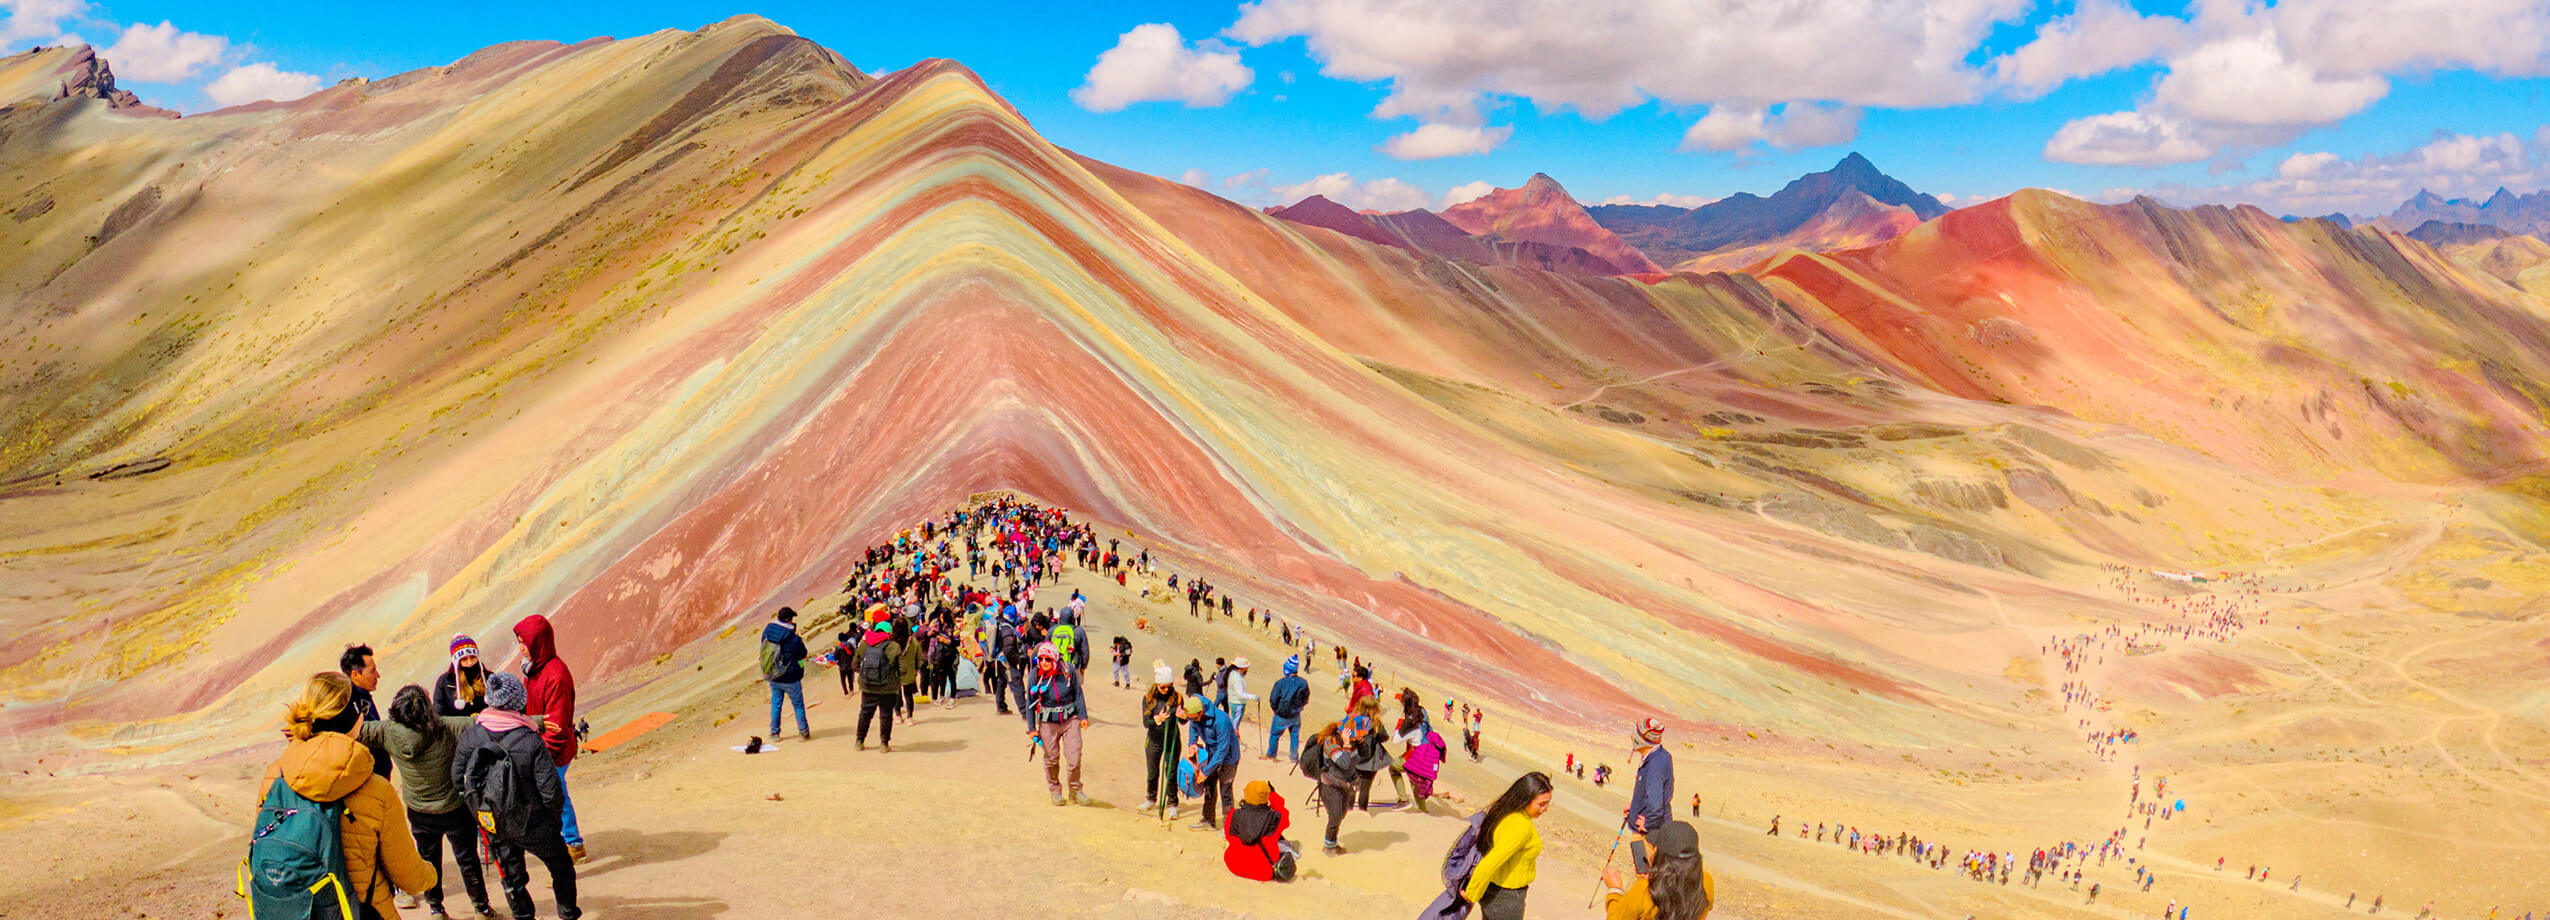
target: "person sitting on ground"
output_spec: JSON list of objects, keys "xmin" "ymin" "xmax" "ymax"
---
[
  {"xmin": 457, "ymin": 672, "xmax": 581, "ymax": 920},
  {"xmin": 256, "ymin": 672, "xmax": 436, "ymax": 920},
  {"xmin": 1601, "ymin": 819, "xmax": 1714, "ymax": 920},
  {"xmin": 434, "ymin": 634, "xmax": 488, "ymax": 718},
  {"xmin": 1222, "ymin": 780, "xmax": 1298, "ymax": 882}
]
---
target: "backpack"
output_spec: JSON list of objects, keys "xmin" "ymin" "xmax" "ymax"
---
[
  {"xmin": 758, "ymin": 638, "xmax": 783, "ymax": 681},
  {"xmin": 459, "ymin": 739, "xmax": 542, "ymax": 844},
  {"xmin": 241, "ymin": 776, "xmax": 363, "ymax": 920},
  {"xmin": 858, "ymin": 641, "xmax": 897, "ymax": 690},
  {"xmin": 1294, "ymin": 736, "xmax": 1327, "ymax": 777},
  {"xmin": 1050, "ymin": 623, "xmax": 1079, "ymax": 664},
  {"xmin": 1439, "ymin": 813, "xmax": 1490, "ymax": 896}
]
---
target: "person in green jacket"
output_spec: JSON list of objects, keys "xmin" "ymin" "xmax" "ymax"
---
[{"xmin": 367, "ymin": 684, "xmax": 493, "ymax": 917}]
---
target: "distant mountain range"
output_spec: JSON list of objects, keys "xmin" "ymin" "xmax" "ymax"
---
[
  {"xmin": 1589, "ymin": 153, "xmax": 1950, "ymax": 271},
  {"xmin": 1267, "ymin": 152, "xmax": 1951, "ymax": 276},
  {"xmin": 2384, "ymin": 187, "xmax": 2550, "ymax": 236}
]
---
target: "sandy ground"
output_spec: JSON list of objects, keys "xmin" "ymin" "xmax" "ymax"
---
[{"xmin": 6, "ymin": 555, "xmax": 2544, "ymax": 919}]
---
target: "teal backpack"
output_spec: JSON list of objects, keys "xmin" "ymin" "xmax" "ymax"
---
[{"xmin": 239, "ymin": 775, "xmax": 363, "ymax": 919}]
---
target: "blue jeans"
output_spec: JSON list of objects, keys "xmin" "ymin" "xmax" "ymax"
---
[
  {"xmin": 1266, "ymin": 715, "xmax": 1300, "ymax": 760},
  {"xmin": 769, "ymin": 680, "xmax": 807, "ymax": 736},
  {"xmin": 557, "ymin": 764, "xmax": 581, "ymax": 847}
]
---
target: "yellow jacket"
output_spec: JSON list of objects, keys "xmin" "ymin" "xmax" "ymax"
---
[
  {"xmin": 260, "ymin": 733, "xmax": 437, "ymax": 919},
  {"xmin": 1604, "ymin": 870, "xmax": 1716, "ymax": 919},
  {"xmin": 1463, "ymin": 812, "xmax": 1542, "ymax": 901}
]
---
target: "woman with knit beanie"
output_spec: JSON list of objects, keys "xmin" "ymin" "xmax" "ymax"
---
[{"xmin": 432, "ymin": 634, "xmax": 487, "ymax": 718}]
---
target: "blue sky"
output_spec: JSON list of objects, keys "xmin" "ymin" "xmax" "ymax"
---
[{"xmin": 11, "ymin": 0, "xmax": 2548, "ymax": 217}]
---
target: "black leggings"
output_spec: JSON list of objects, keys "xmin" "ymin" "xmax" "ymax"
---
[
  {"xmin": 491, "ymin": 828, "xmax": 580, "ymax": 920},
  {"xmin": 407, "ymin": 806, "xmax": 489, "ymax": 911},
  {"xmin": 1320, "ymin": 781, "xmax": 1352, "ymax": 845},
  {"xmin": 858, "ymin": 692, "xmax": 897, "ymax": 745},
  {"xmin": 901, "ymin": 680, "xmax": 917, "ymax": 717},
  {"xmin": 1478, "ymin": 884, "xmax": 1527, "ymax": 920}
]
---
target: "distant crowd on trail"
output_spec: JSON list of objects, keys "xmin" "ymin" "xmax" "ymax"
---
[
  {"xmin": 247, "ymin": 618, "xmax": 588, "ymax": 920},
  {"xmin": 743, "ymin": 496, "xmax": 1713, "ymax": 920}
]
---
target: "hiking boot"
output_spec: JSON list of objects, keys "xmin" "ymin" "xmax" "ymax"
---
[
  {"xmin": 1324, "ymin": 843, "xmax": 1345, "ymax": 856},
  {"xmin": 800, "ymin": 730, "xmax": 812, "ymax": 742},
  {"xmin": 1139, "ymin": 798, "xmax": 1156, "ymax": 812},
  {"xmin": 1052, "ymin": 792, "xmax": 1067, "ymax": 806},
  {"xmin": 400, "ymin": 894, "xmax": 421, "ymax": 909},
  {"xmin": 1189, "ymin": 820, "xmax": 1217, "ymax": 831},
  {"xmin": 1069, "ymin": 790, "xmax": 1089, "ymax": 806},
  {"xmin": 472, "ymin": 900, "xmax": 498, "ymax": 918}
]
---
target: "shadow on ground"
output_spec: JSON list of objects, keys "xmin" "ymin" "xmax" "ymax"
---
[{"xmin": 576, "ymin": 829, "xmax": 728, "ymax": 879}]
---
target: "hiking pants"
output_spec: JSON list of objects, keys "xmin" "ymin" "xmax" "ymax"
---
[
  {"xmin": 1197, "ymin": 758, "xmax": 1237, "ymax": 827},
  {"xmin": 1266, "ymin": 715, "xmax": 1300, "ymax": 760},
  {"xmin": 1113, "ymin": 660, "xmax": 1132, "ymax": 686},
  {"xmin": 900, "ymin": 680, "xmax": 917, "ymax": 717},
  {"xmin": 492, "ymin": 827, "xmax": 581, "ymax": 920},
  {"xmin": 1037, "ymin": 718, "xmax": 1084, "ymax": 795},
  {"xmin": 1477, "ymin": 884, "xmax": 1527, "ymax": 920},
  {"xmin": 857, "ymin": 691, "xmax": 897, "ymax": 746},
  {"xmin": 838, "ymin": 664, "xmax": 855, "ymax": 696},
  {"xmin": 1009, "ymin": 666, "xmax": 1034, "ymax": 725},
  {"xmin": 407, "ymin": 805, "xmax": 489, "ymax": 912},
  {"xmin": 1144, "ymin": 727, "xmax": 1181, "ymax": 806},
  {"xmin": 1354, "ymin": 770, "xmax": 1378, "ymax": 810},
  {"xmin": 985, "ymin": 660, "xmax": 1010, "ymax": 712},
  {"xmin": 768, "ymin": 680, "xmax": 807, "ymax": 737},
  {"xmin": 1319, "ymin": 781, "xmax": 1351, "ymax": 845},
  {"xmin": 555, "ymin": 765, "xmax": 581, "ymax": 848}
]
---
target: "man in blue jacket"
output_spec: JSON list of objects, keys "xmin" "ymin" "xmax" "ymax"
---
[
  {"xmin": 1628, "ymin": 717, "xmax": 1674, "ymax": 867},
  {"xmin": 1183, "ymin": 696, "xmax": 1241, "ymax": 831},
  {"xmin": 1264, "ymin": 656, "xmax": 1310, "ymax": 761},
  {"xmin": 762, "ymin": 607, "xmax": 811, "ymax": 741}
]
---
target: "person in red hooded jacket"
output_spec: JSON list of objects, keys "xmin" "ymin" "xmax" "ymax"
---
[
  {"xmin": 1222, "ymin": 780, "xmax": 1297, "ymax": 882},
  {"xmin": 513, "ymin": 614, "xmax": 584, "ymax": 861}
]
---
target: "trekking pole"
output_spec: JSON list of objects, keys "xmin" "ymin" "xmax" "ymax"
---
[{"xmin": 1589, "ymin": 819, "xmax": 1630, "ymax": 909}]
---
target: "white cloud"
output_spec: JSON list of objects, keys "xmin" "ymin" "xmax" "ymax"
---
[
  {"xmin": 1681, "ymin": 102, "xmax": 1861, "ymax": 153},
  {"xmin": 2151, "ymin": 30, "xmax": 2389, "ymax": 127},
  {"xmin": 1441, "ymin": 180, "xmax": 1496, "ymax": 209},
  {"xmin": 1072, "ymin": 23, "xmax": 1252, "ymax": 112},
  {"xmin": 1, "ymin": 0, "xmax": 84, "ymax": 43},
  {"xmin": 1268, "ymin": 172, "xmax": 1431, "ymax": 212},
  {"xmin": 1232, "ymin": 0, "xmax": 2024, "ymax": 154},
  {"xmin": 1176, "ymin": 168, "xmax": 1210, "ymax": 188},
  {"xmin": 1380, "ymin": 122, "xmax": 1509, "ymax": 159},
  {"xmin": 101, "ymin": 20, "xmax": 227, "ymax": 83},
  {"xmin": 203, "ymin": 61, "xmax": 322, "ymax": 106},
  {"xmin": 1989, "ymin": 0, "xmax": 2196, "ymax": 97},
  {"xmin": 2277, "ymin": 151, "xmax": 2340, "ymax": 179},
  {"xmin": 1598, "ymin": 192, "xmax": 1715, "ymax": 208},
  {"xmin": 2135, "ymin": 129, "xmax": 2549, "ymax": 216},
  {"xmin": 2044, "ymin": 111, "xmax": 2215, "ymax": 166}
]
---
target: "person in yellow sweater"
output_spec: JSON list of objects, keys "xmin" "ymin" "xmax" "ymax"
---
[
  {"xmin": 1465, "ymin": 772, "xmax": 1555, "ymax": 919},
  {"xmin": 1599, "ymin": 820, "xmax": 1714, "ymax": 920}
]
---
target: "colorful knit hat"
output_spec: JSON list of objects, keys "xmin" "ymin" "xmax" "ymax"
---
[{"xmin": 449, "ymin": 634, "xmax": 479, "ymax": 661}]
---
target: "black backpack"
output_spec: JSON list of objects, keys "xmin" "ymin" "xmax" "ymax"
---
[
  {"xmin": 857, "ymin": 641, "xmax": 897, "ymax": 689},
  {"xmin": 459, "ymin": 738, "xmax": 542, "ymax": 844},
  {"xmin": 1294, "ymin": 736, "xmax": 1327, "ymax": 776}
]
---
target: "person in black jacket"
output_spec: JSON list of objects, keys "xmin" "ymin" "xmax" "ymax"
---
[
  {"xmin": 455, "ymin": 672, "xmax": 580, "ymax": 920},
  {"xmin": 1140, "ymin": 661, "xmax": 1184, "ymax": 815},
  {"xmin": 1263, "ymin": 656, "xmax": 1310, "ymax": 761},
  {"xmin": 762, "ymin": 608, "xmax": 810, "ymax": 741},
  {"xmin": 434, "ymin": 634, "xmax": 489, "ymax": 717}
]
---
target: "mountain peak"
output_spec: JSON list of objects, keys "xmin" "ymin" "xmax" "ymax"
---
[{"xmin": 1439, "ymin": 174, "xmax": 1661, "ymax": 273}]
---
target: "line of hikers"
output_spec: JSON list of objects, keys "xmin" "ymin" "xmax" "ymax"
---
[{"xmin": 246, "ymin": 615, "xmax": 585, "ymax": 920}]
